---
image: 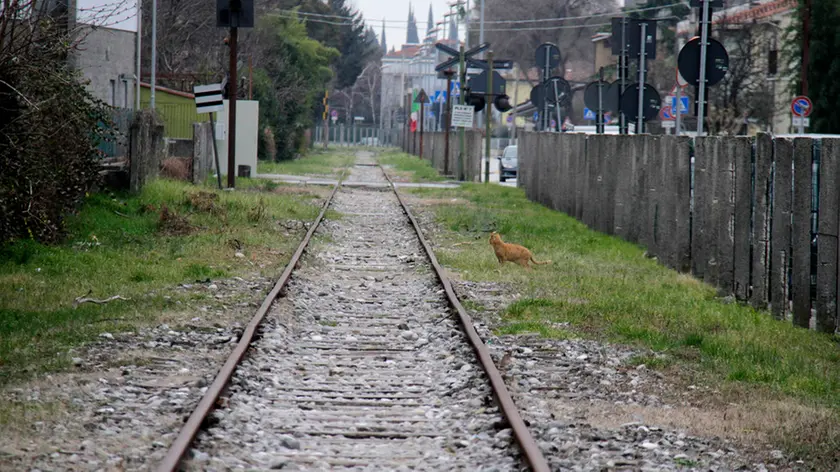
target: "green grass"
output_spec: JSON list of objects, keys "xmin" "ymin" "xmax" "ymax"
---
[
  {"xmin": 406, "ymin": 183, "xmax": 840, "ymax": 409},
  {"xmin": 257, "ymin": 149, "xmax": 355, "ymax": 177},
  {"xmin": 377, "ymin": 150, "xmax": 448, "ymax": 182},
  {"xmin": 0, "ymin": 179, "xmax": 324, "ymax": 385}
]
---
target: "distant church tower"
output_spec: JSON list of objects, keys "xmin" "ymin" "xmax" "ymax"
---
[
  {"xmin": 426, "ymin": 4, "xmax": 434, "ymax": 38},
  {"xmin": 406, "ymin": 3, "xmax": 420, "ymax": 45},
  {"xmin": 380, "ymin": 19, "xmax": 387, "ymax": 54}
]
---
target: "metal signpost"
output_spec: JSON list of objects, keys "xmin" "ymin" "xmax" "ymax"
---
[
  {"xmin": 584, "ymin": 70, "xmax": 609, "ymax": 134},
  {"xmin": 484, "ymin": 52, "xmax": 493, "ymax": 184},
  {"xmin": 678, "ymin": 1, "xmax": 728, "ymax": 136},
  {"xmin": 194, "ymin": 83, "xmax": 225, "ymax": 189},
  {"xmin": 535, "ymin": 43, "xmax": 561, "ymax": 131},
  {"xmin": 791, "ymin": 95, "xmax": 812, "ymax": 134},
  {"xmin": 436, "ymin": 42, "xmax": 490, "ymax": 180},
  {"xmin": 415, "ymin": 89, "xmax": 428, "ymax": 160},
  {"xmin": 217, "ymin": 0, "xmax": 254, "ymax": 188}
]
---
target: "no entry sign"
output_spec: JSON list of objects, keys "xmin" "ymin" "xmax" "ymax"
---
[{"xmin": 791, "ymin": 96, "xmax": 812, "ymax": 117}]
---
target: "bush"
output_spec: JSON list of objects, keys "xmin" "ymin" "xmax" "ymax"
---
[{"xmin": 0, "ymin": 10, "xmax": 111, "ymax": 244}]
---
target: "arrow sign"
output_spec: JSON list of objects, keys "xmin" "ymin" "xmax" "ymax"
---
[
  {"xmin": 467, "ymin": 59, "xmax": 514, "ymax": 70},
  {"xmin": 436, "ymin": 57, "xmax": 459, "ymax": 72},
  {"xmin": 434, "ymin": 42, "xmax": 460, "ymax": 57}
]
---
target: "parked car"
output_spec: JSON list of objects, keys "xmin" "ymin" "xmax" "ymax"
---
[{"xmin": 497, "ymin": 145, "xmax": 518, "ymax": 182}]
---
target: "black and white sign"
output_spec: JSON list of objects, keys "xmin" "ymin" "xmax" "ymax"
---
[
  {"xmin": 451, "ymin": 104, "xmax": 475, "ymax": 128},
  {"xmin": 194, "ymin": 83, "xmax": 225, "ymax": 114}
]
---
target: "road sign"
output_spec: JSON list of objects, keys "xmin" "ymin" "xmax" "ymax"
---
[
  {"xmin": 331, "ymin": 115, "xmax": 337, "ymax": 123},
  {"xmin": 194, "ymin": 83, "xmax": 225, "ymax": 114},
  {"xmin": 791, "ymin": 96, "xmax": 813, "ymax": 117},
  {"xmin": 792, "ymin": 116, "xmax": 811, "ymax": 127},
  {"xmin": 451, "ymin": 104, "xmax": 475, "ymax": 128},
  {"xmin": 467, "ymin": 58, "xmax": 514, "ymax": 70},
  {"xmin": 583, "ymin": 80, "xmax": 609, "ymax": 111},
  {"xmin": 216, "ymin": 0, "xmax": 255, "ymax": 28},
  {"xmin": 669, "ymin": 96, "xmax": 689, "ymax": 114},
  {"xmin": 619, "ymin": 83, "xmax": 661, "ymax": 122},
  {"xmin": 435, "ymin": 41, "xmax": 490, "ymax": 71},
  {"xmin": 451, "ymin": 81, "xmax": 461, "ymax": 97},
  {"xmin": 469, "ymin": 70, "xmax": 506, "ymax": 96},
  {"xmin": 660, "ymin": 105, "xmax": 675, "ymax": 121},
  {"xmin": 604, "ymin": 80, "xmax": 622, "ymax": 113},
  {"xmin": 533, "ymin": 111, "xmax": 539, "ymax": 122},
  {"xmin": 584, "ymin": 108, "xmax": 612, "ymax": 122},
  {"xmin": 506, "ymin": 115, "xmax": 513, "ymax": 123},
  {"xmin": 330, "ymin": 109, "xmax": 337, "ymax": 118},
  {"xmin": 550, "ymin": 119, "xmax": 557, "ymax": 128},
  {"xmin": 544, "ymin": 77, "xmax": 572, "ymax": 107},
  {"xmin": 678, "ymin": 37, "xmax": 729, "ymax": 87},
  {"xmin": 689, "ymin": 0, "xmax": 723, "ymax": 6},
  {"xmin": 535, "ymin": 43, "xmax": 561, "ymax": 70},
  {"xmin": 676, "ymin": 68, "xmax": 689, "ymax": 88},
  {"xmin": 661, "ymin": 120, "xmax": 676, "ymax": 129},
  {"xmin": 530, "ymin": 85, "xmax": 546, "ymax": 109},
  {"xmin": 414, "ymin": 89, "xmax": 429, "ymax": 103},
  {"xmin": 610, "ymin": 18, "xmax": 658, "ymax": 58}
]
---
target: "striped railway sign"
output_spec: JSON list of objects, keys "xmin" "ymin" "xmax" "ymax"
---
[{"xmin": 193, "ymin": 83, "xmax": 225, "ymax": 114}]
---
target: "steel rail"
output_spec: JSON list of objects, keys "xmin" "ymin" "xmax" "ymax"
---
[
  {"xmin": 157, "ymin": 179, "xmax": 343, "ymax": 472},
  {"xmin": 381, "ymin": 167, "xmax": 551, "ymax": 472}
]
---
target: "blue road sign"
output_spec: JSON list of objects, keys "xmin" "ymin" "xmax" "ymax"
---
[
  {"xmin": 670, "ymin": 96, "xmax": 689, "ymax": 114},
  {"xmin": 550, "ymin": 119, "xmax": 557, "ymax": 128},
  {"xmin": 661, "ymin": 106, "xmax": 675, "ymax": 120},
  {"xmin": 450, "ymin": 81, "xmax": 461, "ymax": 98},
  {"xmin": 533, "ymin": 111, "xmax": 539, "ymax": 122},
  {"xmin": 584, "ymin": 108, "xmax": 611, "ymax": 122},
  {"xmin": 432, "ymin": 91, "xmax": 441, "ymax": 103}
]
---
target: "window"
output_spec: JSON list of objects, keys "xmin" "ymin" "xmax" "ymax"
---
[
  {"xmin": 110, "ymin": 80, "xmax": 116, "ymax": 106},
  {"xmin": 768, "ymin": 49, "xmax": 778, "ymax": 76},
  {"xmin": 123, "ymin": 81, "xmax": 129, "ymax": 108}
]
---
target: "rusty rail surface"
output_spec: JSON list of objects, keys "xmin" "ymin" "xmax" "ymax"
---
[
  {"xmin": 381, "ymin": 167, "xmax": 552, "ymax": 472},
  {"xmin": 156, "ymin": 180, "xmax": 343, "ymax": 472}
]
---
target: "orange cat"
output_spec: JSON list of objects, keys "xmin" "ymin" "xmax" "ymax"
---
[{"xmin": 489, "ymin": 232, "xmax": 551, "ymax": 270}]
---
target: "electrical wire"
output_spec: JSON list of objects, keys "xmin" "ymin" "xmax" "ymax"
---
[{"xmin": 281, "ymin": 1, "xmax": 686, "ymax": 26}]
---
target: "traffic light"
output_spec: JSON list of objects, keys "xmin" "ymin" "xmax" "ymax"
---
[
  {"xmin": 464, "ymin": 87, "xmax": 485, "ymax": 112},
  {"xmin": 494, "ymin": 94, "xmax": 512, "ymax": 112}
]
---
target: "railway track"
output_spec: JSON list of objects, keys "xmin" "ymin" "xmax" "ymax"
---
[{"xmin": 158, "ymin": 152, "xmax": 549, "ymax": 471}]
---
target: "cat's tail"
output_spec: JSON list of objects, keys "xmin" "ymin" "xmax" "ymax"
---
[{"xmin": 530, "ymin": 256, "xmax": 551, "ymax": 265}]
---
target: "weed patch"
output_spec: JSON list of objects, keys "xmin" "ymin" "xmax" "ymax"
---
[
  {"xmin": 0, "ymin": 179, "xmax": 321, "ymax": 385},
  {"xmin": 377, "ymin": 150, "xmax": 447, "ymax": 183},
  {"xmin": 404, "ymin": 182, "xmax": 840, "ymax": 464}
]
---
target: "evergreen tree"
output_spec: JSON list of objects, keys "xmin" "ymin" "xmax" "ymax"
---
[{"xmin": 804, "ymin": 0, "xmax": 840, "ymax": 132}]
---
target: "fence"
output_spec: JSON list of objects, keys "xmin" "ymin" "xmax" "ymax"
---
[
  {"xmin": 398, "ymin": 130, "xmax": 485, "ymax": 182},
  {"xmin": 140, "ymin": 102, "xmax": 208, "ymax": 139},
  {"xmin": 313, "ymin": 125, "xmax": 399, "ymax": 147},
  {"xmin": 98, "ymin": 107, "xmax": 135, "ymax": 158},
  {"xmin": 519, "ymin": 131, "xmax": 839, "ymax": 334}
]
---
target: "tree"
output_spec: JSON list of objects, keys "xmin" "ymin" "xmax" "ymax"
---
[
  {"xmin": 479, "ymin": 0, "xmax": 618, "ymax": 78},
  {"xmin": 253, "ymin": 13, "xmax": 338, "ymax": 160},
  {"xmin": 785, "ymin": 0, "xmax": 840, "ymax": 133},
  {"xmin": 1, "ymin": 0, "xmax": 111, "ymax": 243}
]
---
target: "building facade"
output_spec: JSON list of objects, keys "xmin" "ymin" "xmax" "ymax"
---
[{"xmin": 75, "ymin": 25, "xmax": 137, "ymax": 108}]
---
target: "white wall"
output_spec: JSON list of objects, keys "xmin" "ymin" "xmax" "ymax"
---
[{"xmin": 214, "ymin": 100, "xmax": 259, "ymax": 178}]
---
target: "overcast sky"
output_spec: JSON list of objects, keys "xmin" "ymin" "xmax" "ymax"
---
[{"xmin": 351, "ymin": 0, "xmax": 456, "ymax": 51}]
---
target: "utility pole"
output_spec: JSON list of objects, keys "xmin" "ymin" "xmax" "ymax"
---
[
  {"xmin": 484, "ymin": 50, "xmax": 493, "ymax": 184},
  {"xmin": 135, "ymin": 0, "xmax": 142, "ymax": 110},
  {"xmin": 444, "ymin": 70, "xmax": 454, "ymax": 175},
  {"xmin": 458, "ymin": 45, "xmax": 466, "ymax": 181},
  {"xmin": 323, "ymin": 90, "xmax": 329, "ymax": 149},
  {"xmin": 227, "ymin": 24, "xmax": 238, "ymax": 188},
  {"xmin": 150, "ymin": 0, "xmax": 157, "ymax": 109}
]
